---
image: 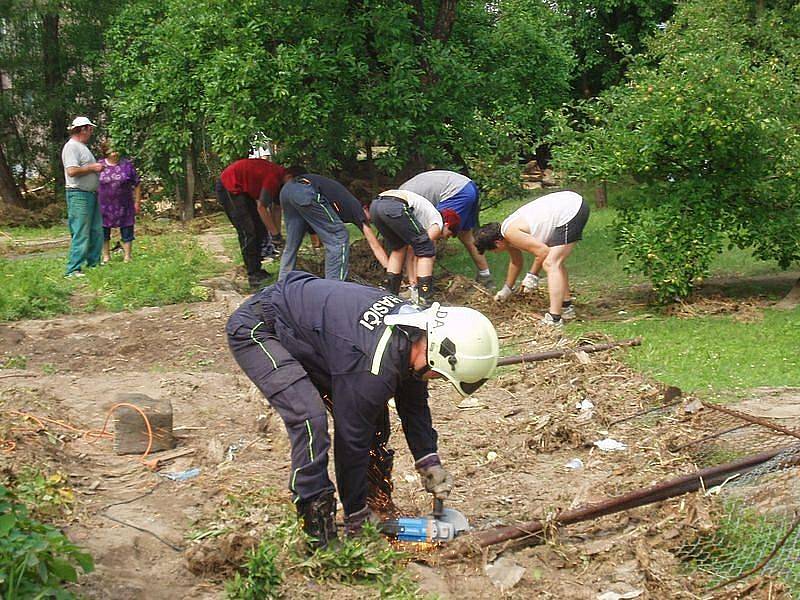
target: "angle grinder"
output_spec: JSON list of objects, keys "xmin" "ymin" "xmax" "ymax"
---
[{"xmin": 379, "ymin": 498, "xmax": 469, "ymax": 543}]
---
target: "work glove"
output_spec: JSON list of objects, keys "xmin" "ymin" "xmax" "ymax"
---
[
  {"xmin": 494, "ymin": 284, "xmax": 513, "ymax": 303},
  {"xmin": 521, "ymin": 272, "xmax": 540, "ymax": 292},
  {"xmin": 344, "ymin": 505, "xmax": 380, "ymax": 536},
  {"xmin": 415, "ymin": 453, "xmax": 453, "ymax": 500}
]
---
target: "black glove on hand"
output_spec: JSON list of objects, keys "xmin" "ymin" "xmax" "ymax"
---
[
  {"xmin": 344, "ymin": 505, "xmax": 379, "ymax": 536},
  {"xmin": 415, "ymin": 453, "xmax": 453, "ymax": 500}
]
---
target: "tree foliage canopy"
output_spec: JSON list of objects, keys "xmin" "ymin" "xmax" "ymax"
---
[
  {"xmin": 548, "ymin": 0, "xmax": 800, "ymax": 301},
  {"xmin": 103, "ymin": 0, "xmax": 575, "ymax": 203}
]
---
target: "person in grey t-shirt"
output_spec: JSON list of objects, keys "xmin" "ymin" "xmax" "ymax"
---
[
  {"xmin": 400, "ymin": 170, "xmax": 495, "ymax": 289},
  {"xmin": 62, "ymin": 116, "xmax": 105, "ymax": 276}
]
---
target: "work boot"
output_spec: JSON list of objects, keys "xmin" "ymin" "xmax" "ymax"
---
[
  {"xmin": 475, "ymin": 271, "xmax": 496, "ymax": 290},
  {"xmin": 344, "ymin": 505, "xmax": 380, "ymax": 537},
  {"xmin": 367, "ymin": 448, "xmax": 399, "ymax": 518},
  {"xmin": 417, "ymin": 276, "xmax": 434, "ymax": 308},
  {"xmin": 297, "ymin": 491, "xmax": 338, "ymax": 550},
  {"xmin": 248, "ymin": 269, "xmax": 270, "ymax": 290},
  {"xmin": 383, "ymin": 272, "xmax": 403, "ymax": 295}
]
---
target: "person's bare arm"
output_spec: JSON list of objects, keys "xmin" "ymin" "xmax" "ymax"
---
[
  {"xmin": 504, "ymin": 225, "xmax": 549, "ymax": 260},
  {"xmin": 362, "ymin": 224, "xmax": 388, "ymax": 268},
  {"xmin": 256, "ymin": 202, "xmax": 279, "ymax": 235},
  {"xmin": 530, "ymin": 252, "xmax": 546, "ymax": 276},
  {"xmin": 427, "ymin": 224, "xmax": 443, "ymax": 241},
  {"xmin": 133, "ymin": 184, "xmax": 142, "ymax": 214},
  {"xmin": 505, "ymin": 246, "xmax": 524, "ymax": 288},
  {"xmin": 66, "ymin": 163, "xmax": 103, "ymax": 177}
]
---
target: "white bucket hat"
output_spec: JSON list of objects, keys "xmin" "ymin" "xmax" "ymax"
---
[{"xmin": 68, "ymin": 116, "xmax": 96, "ymax": 129}]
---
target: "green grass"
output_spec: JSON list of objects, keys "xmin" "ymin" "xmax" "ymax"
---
[
  {"xmin": 0, "ymin": 233, "xmax": 223, "ymax": 321},
  {"xmin": 571, "ymin": 307, "xmax": 800, "ymax": 392},
  {"xmin": 436, "ymin": 188, "xmax": 798, "ymax": 393}
]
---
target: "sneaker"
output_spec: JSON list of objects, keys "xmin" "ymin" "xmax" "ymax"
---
[
  {"xmin": 561, "ymin": 304, "xmax": 576, "ymax": 320},
  {"xmin": 65, "ymin": 271, "xmax": 85, "ymax": 278},
  {"xmin": 541, "ymin": 312, "xmax": 564, "ymax": 328},
  {"xmin": 475, "ymin": 272, "xmax": 496, "ymax": 290}
]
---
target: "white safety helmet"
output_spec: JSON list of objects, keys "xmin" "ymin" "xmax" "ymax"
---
[{"xmin": 384, "ymin": 302, "xmax": 499, "ymax": 397}]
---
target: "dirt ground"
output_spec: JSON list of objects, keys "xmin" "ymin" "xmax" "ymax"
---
[{"xmin": 1, "ymin": 228, "xmax": 797, "ymax": 599}]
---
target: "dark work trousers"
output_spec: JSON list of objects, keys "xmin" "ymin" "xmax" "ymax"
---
[
  {"xmin": 216, "ymin": 180, "xmax": 267, "ymax": 278},
  {"xmin": 227, "ymin": 298, "xmax": 394, "ymax": 513},
  {"xmin": 227, "ymin": 308, "xmax": 335, "ymax": 506},
  {"xmin": 278, "ymin": 179, "xmax": 350, "ymax": 281}
]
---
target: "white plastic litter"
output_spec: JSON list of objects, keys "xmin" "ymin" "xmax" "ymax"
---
[
  {"xmin": 576, "ymin": 399, "xmax": 595, "ymax": 411},
  {"xmin": 597, "ymin": 589, "xmax": 642, "ymax": 600},
  {"xmin": 565, "ymin": 458, "xmax": 584, "ymax": 470},
  {"xmin": 593, "ymin": 438, "xmax": 627, "ymax": 451}
]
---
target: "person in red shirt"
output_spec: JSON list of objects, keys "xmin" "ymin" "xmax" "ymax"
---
[{"xmin": 216, "ymin": 159, "xmax": 292, "ymax": 288}]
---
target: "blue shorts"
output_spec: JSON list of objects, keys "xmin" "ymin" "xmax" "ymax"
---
[{"xmin": 438, "ymin": 181, "xmax": 479, "ymax": 231}]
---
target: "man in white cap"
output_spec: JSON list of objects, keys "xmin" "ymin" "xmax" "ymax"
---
[{"xmin": 62, "ymin": 116, "xmax": 105, "ymax": 277}]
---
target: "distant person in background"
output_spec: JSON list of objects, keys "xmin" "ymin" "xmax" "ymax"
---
[
  {"xmin": 368, "ymin": 188, "xmax": 461, "ymax": 307},
  {"xmin": 400, "ymin": 170, "xmax": 494, "ymax": 289},
  {"xmin": 216, "ymin": 158, "xmax": 292, "ymax": 289},
  {"xmin": 62, "ymin": 116, "xmax": 104, "ymax": 278},
  {"xmin": 278, "ymin": 172, "xmax": 388, "ymax": 281},
  {"xmin": 97, "ymin": 139, "xmax": 142, "ymax": 264}
]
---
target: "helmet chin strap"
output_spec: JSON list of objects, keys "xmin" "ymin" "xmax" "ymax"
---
[{"xmin": 411, "ymin": 364, "xmax": 431, "ymax": 381}]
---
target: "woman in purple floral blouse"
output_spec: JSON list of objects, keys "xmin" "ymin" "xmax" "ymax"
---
[{"xmin": 98, "ymin": 139, "xmax": 142, "ymax": 263}]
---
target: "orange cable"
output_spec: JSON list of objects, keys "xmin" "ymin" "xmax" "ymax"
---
[{"xmin": 4, "ymin": 404, "xmax": 155, "ymax": 462}]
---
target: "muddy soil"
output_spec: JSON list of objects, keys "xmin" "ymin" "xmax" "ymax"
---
[{"xmin": 1, "ymin": 227, "xmax": 796, "ymax": 599}]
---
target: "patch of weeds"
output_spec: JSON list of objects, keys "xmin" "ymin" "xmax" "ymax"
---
[
  {"xmin": 80, "ymin": 236, "xmax": 224, "ymax": 312},
  {"xmin": 3, "ymin": 468, "xmax": 75, "ymax": 522},
  {"xmin": 1, "ymin": 355, "xmax": 27, "ymax": 369},
  {"xmin": 0, "ymin": 484, "xmax": 93, "ymax": 599},
  {"xmin": 0, "ymin": 256, "xmax": 73, "ymax": 320},
  {"xmin": 226, "ymin": 509, "xmax": 424, "ymax": 600},
  {"xmin": 41, "ymin": 364, "xmax": 57, "ymax": 375}
]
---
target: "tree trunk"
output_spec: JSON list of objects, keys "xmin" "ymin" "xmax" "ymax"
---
[
  {"xmin": 182, "ymin": 147, "xmax": 196, "ymax": 221},
  {"xmin": 775, "ymin": 277, "xmax": 800, "ymax": 310},
  {"xmin": 42, "ymin": 12, "xmax": 66, "ymax": 198},
  {"xmin": 0, "ymin": 141, "xmax": 25, "ymax": 207},
  {"xmin": 432, "ymin": 0, "xmax": 458, "ymax": 42},
  {"xmin": 595, "ymin": 180, "xmax": 608, "ymax": 209}
]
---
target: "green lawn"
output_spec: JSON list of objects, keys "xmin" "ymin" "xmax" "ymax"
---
[
  {"xmin": 438, "ymin": 188, "xmax": 798, "ymax": 394},
  {"xmin": 0, "ymin": 233, "xmax": 223, "ymax": 320}
]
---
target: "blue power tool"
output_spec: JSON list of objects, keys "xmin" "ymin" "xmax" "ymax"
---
[{"xmin": 379, "ymin": 499, "xmax": 469, "ymax": 543}]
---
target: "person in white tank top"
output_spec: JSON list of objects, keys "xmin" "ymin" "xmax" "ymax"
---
[{"xmin": 473, "ymin": 191, "xmax": 590, "ymax": 327}]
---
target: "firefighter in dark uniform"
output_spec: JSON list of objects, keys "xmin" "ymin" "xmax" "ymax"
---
[{"xmin": 226, "ymin": 271, "xmax": 499, "ymax": 548}]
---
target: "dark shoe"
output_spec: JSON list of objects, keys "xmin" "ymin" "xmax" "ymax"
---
[
  {"xmin": 248, "ymin": 269, "xmax": 270, "ymax": 289},
  {"xmin": 383, "ymin": 272, "xmax": 402, "ymax": 295},
  {"xmin": 297, "ymin": 492, "xmax": 338, "ymax": 550},
  {"xmin": 417, "ymin": 275, "xmax": 434, "ymax": 308},
  {"xmin": 344, "ymin": 505, "xmax": 379, "ymax": 537}
]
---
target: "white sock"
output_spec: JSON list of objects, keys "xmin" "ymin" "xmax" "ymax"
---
[{"xmin": 478, "ymin": 268, "xmax": 491, "ymax": 276}]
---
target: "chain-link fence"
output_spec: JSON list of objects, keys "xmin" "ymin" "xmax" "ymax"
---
[{"xmin": 677, "ymin": 444, "xmax": 800, "ymax": 596}]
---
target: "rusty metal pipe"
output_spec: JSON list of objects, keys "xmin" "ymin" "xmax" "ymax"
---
[
  {"xmin": 497, "ymin": 338, "xmax": 642, "ymax": 367},
  {"xmin": 701, "ymin": 401, "xmax": 800, "ymax": 441},
  {"xmin": 443, "ymin": 445, "xmax": 799, "ymax": 557}
]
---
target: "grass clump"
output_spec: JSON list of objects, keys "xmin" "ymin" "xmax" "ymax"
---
[
  {"xmin": 226, "ymin": 512, "xmax": 424, "ymax": 600},
  {"xmin": 0, "ymin": 234, "xmax": 223, "ymax": 321}
]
